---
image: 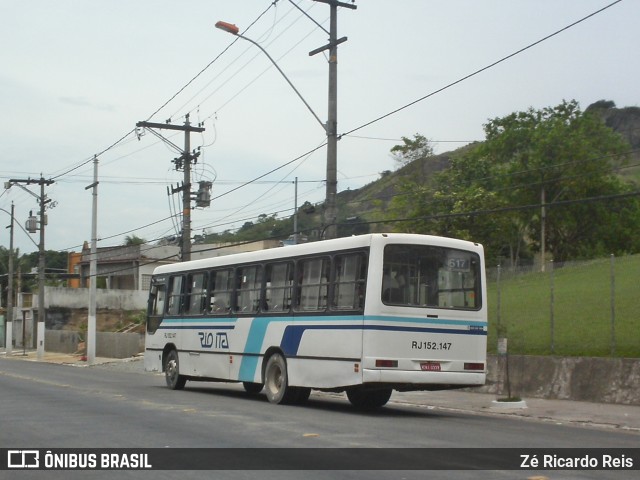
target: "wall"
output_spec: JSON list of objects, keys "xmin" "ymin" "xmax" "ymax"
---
[
  {"xmin": 44, "ymin": 286, "xmax": 147, "ymax": 310},
  {"xmin": 95, "ymin": 332, "xmax": 142, "ymax": 358},
  {"xmin": 45, "ymin": 330, "xmax": 80, "ymax": 353},
  {"xmin": 45, "ymin": 330, "xmax": 142, "ymax": 358},
  {"xmin": 479, "ymin": 354, "xmax": 640, "ymax": 405}
]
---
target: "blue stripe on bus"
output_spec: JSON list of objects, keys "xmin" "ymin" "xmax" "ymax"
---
[
  {"xmin": 280, "ymin": 324, "xmax": 487, "ymax": 356},
  {"xmin": 237, "ymin": 314, "xmax": 486, "ymax": 381},
  {"xmin": 237, "ymin": 315, "xmax": 365, "ymax": 381}
]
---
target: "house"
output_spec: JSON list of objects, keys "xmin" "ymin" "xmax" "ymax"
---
[{"xmin": 74, "ymin": 239, "xmax": 282, "ymax": 291}]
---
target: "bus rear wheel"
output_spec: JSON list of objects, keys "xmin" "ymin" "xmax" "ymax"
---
[
  {"xmin": 165, "ymin": 349, "xmax": 187, "ymax": 390},
  {"xmin": 264, "ymin": 353, "xmax": 300, "ymax": 404},
  {"xmin": 347, "ymin": 387, "xmax": 392, "ymax": 409}
]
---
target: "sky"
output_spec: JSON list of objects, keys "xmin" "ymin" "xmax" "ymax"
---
[{"xmin": 0, "ymin": 0, "xmax": 638, "ymax": 256}]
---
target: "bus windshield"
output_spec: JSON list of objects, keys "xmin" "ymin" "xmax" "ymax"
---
[{"xmin": 382, "ymin": 244, "xmax": 481, "ymax": 310}]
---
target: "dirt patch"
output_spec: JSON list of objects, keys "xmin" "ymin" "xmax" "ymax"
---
[{"xmin": 49, "ymin": 308, "xmax": 145, "ymax": 334}]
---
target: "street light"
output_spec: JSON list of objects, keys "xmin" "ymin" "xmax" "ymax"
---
[
  {"xmin": 215, "ymin": 21, "xmax": 325, "ymax": 132},
  {"xmin": 215, "ymin": 19, "xmax": 340, "ymax": 239}
]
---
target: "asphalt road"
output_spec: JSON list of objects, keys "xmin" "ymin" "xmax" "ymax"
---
[{"xmin": 0, "ymin": 357, "xmax": 637, "ymax": 480}]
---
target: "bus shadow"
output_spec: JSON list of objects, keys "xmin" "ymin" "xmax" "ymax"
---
[{"xmin": 173, "ymin": 384, "xmax": 457, "ymax": 419}]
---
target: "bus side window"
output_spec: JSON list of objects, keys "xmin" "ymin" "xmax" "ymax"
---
[
  {"xmin": 264, "ymin": 262, "xmax": 293, "ymax": 313},
  {"xmin": 209, "ymin": 269, "xmax": 233, "ymax": 315},
  {"xmin": 147, "ymin": 282, "xmax": 165, "ymax": 334},
  {"xmin": 149, "ymin": 284, "xmax": 166, "ymax": 316},
  {"xmin": 296, "ymin": 257, "xmax": 329, "ymax": 312},
  {"xmin": 167, "ymin": 275, "xmax": 185, "ymax": 315},
  {"xmin": 185, "ymin": 272, "xmax": 207, "ymax": 316},
  {"xmin": 235, "ymin": 265, "xmax": 262, "ymax": 314},
  {"xmin": 333, "ymin": 253, "xmax": 367, "ymax": 311}
]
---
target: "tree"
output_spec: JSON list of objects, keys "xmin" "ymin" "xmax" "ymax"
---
[
  {"xmin": 123, "ymin": 235, "xmax": 146, "ymax": 246},
  {"xmin": 477, "ymin": 100, "xmax": 637, "ymax": 262},
  {"xmin": 391, "ymin": 100, "xmax": 640, "ymax": 264},
  {"xmin": 390, "ymin": 133, "xmax": 434, "ymax": 168}
]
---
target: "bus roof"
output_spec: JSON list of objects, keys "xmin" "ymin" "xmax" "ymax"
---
[{"xmin": 152, "ymin": 233, "xmax": 482, "ymax": 276}]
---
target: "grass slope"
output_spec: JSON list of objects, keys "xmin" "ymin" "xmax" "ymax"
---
[{"xmin": 486, "ymin": 254, "xmax": 640, "ymax": 358}]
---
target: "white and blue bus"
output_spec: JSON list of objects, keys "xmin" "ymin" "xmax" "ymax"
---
[{"xmin": 144, "ymin": 233, "xmax": 487, "ymax": 408}]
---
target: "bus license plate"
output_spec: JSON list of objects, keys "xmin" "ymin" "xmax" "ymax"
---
[{"xmin": 421, "ymin": 362, "xmax": 441, "ymax": 371}]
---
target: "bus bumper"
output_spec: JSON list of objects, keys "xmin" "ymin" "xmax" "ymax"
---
[{"xmin": 362, "ymin": 368, "xmax": 486, "ymax": 388}]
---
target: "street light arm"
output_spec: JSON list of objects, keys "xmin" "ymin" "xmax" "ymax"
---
[
  {"xmin": 215, "ymin": 21, "xmax": 327, "ymax": 133},
  {"xmin": 6, "ymin": 182, "xmax": 41, "ymax": 201}
]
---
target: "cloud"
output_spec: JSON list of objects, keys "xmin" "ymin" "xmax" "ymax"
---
[{"xmin": 59, "ymin": 96, "xmax": 115, "ymax": 112}]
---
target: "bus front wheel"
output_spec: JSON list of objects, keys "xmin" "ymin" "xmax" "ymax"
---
[
  {"xmin": 264, "ymin": 353, "xmax": 300, "ymax": 404},
  {"xmin": 165, "ymin": 349, "xmax": 187, "ymax": 390},
  {"xmin": 346, "ymin": 387, "xmax": 392, "ymax": 409}
]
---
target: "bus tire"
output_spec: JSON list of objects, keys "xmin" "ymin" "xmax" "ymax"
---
[
  {"xmin": 347, "ymin": 387, "xmax": 392, "ymax": 409},
  {"xmin": 264, "ymin": 353, "xmax": 296, "ymax": 404},
  {"xmin": 243, "ymin": 382, "xmax": 264, "ymax": 394},
  {"xmin": 165, "ymin": 349, "xmax": 187, "ymax": 390}
]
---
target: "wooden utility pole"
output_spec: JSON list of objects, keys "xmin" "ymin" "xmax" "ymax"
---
[
  {"xmin": 310, "ymin": 0, "xmax": 356, "ymax": 239},
  {"xmin": 136, "ymin": 115, "xmax": 205, "ymax": 261}
]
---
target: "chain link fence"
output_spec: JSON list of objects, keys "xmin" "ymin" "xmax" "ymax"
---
[{"xmin": 486, "ymin": 254, "xmax": 639, "ymax": 358}]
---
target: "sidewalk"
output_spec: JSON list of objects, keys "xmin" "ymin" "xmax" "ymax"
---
[
  {"xmin": 391, "ymin": 390, "xmax": 640, "ymax": 433},
  {"xmin": 0, "ymin": 348, "xmax": 134, "ymax": 367},
  {"xmin": 2, "ymin": 348, "xmax": 639, "ymax": 432}
]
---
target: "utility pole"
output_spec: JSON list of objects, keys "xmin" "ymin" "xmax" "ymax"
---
[
  {"xmin": 5, "ymin": 203, "xmax": 15, "ymax": 354},
  {"xmin": 310, "ymin": 0, "xmax": 356, "ymax": 239},
  {"xmin": 7, "ymin": 177, "xmax": 54, "ymax": 361},
  {"xmin": 85, "ymin": 156, "xmax": 99, "ymax": 364},
  {"xmin": 293, "ymin": 177, "xmax": 299, "ymax": 245},
  {"xmin": 136, "ymin": 115, "xmax": 205, "ymax": 261}
]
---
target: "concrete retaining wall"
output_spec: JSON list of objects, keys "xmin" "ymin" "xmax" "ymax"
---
[
  {"xmin": 44, "ymin": 330, "xmax": 143, "ymax": 359},
  {"xmin": 45, "ymin": 330, "xmax": 81, "ymax": 354},
  {"xmin": 44, "ymin": 287, "xmax": 147, "ymax": 310},
  {"xmin": 478, "ymin": 354, "xmax": 640, "ymax": 405},
  {"xmin": 96, "ymin": 332, "xmax": 143, "ymax": 359}
]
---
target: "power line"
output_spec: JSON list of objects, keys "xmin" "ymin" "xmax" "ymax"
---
[
  {"xmin": 146, "ymin": 2, "xmax": 279, "ymax": 123},
  {"xmin": 339, "ymin": 0, "xmax": 624, "ymax": 139},
  {"xmin": 7, "ymin": 0, "xmax": 628, "ymax": 255}
]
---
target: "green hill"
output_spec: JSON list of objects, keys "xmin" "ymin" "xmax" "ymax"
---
[{"xmin": 203, "ymin": 100, "xmax": 639, "ymax": 244}]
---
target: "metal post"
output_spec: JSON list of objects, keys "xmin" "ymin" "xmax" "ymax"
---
[
  {"xmin": 496, "ymin": 263, "xmax": 502, "ymax": 338},
  {"xmin": 549, "ymin": 259, "xmax": 555, "ymax": 354},
  {"xmin": 610, "ymin": 254, "xmax": 616, "ymax": 357},
  {"xmin": 22, "ymin": 310, "xmax": 27, "ymax": 356},
  {"xmin": 87, "ymin": 156, "xmax": 98, "ymax": 364},
  {"xmin": 540, "ymin": 186, "xmax": 546, "ymax": 272}
]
